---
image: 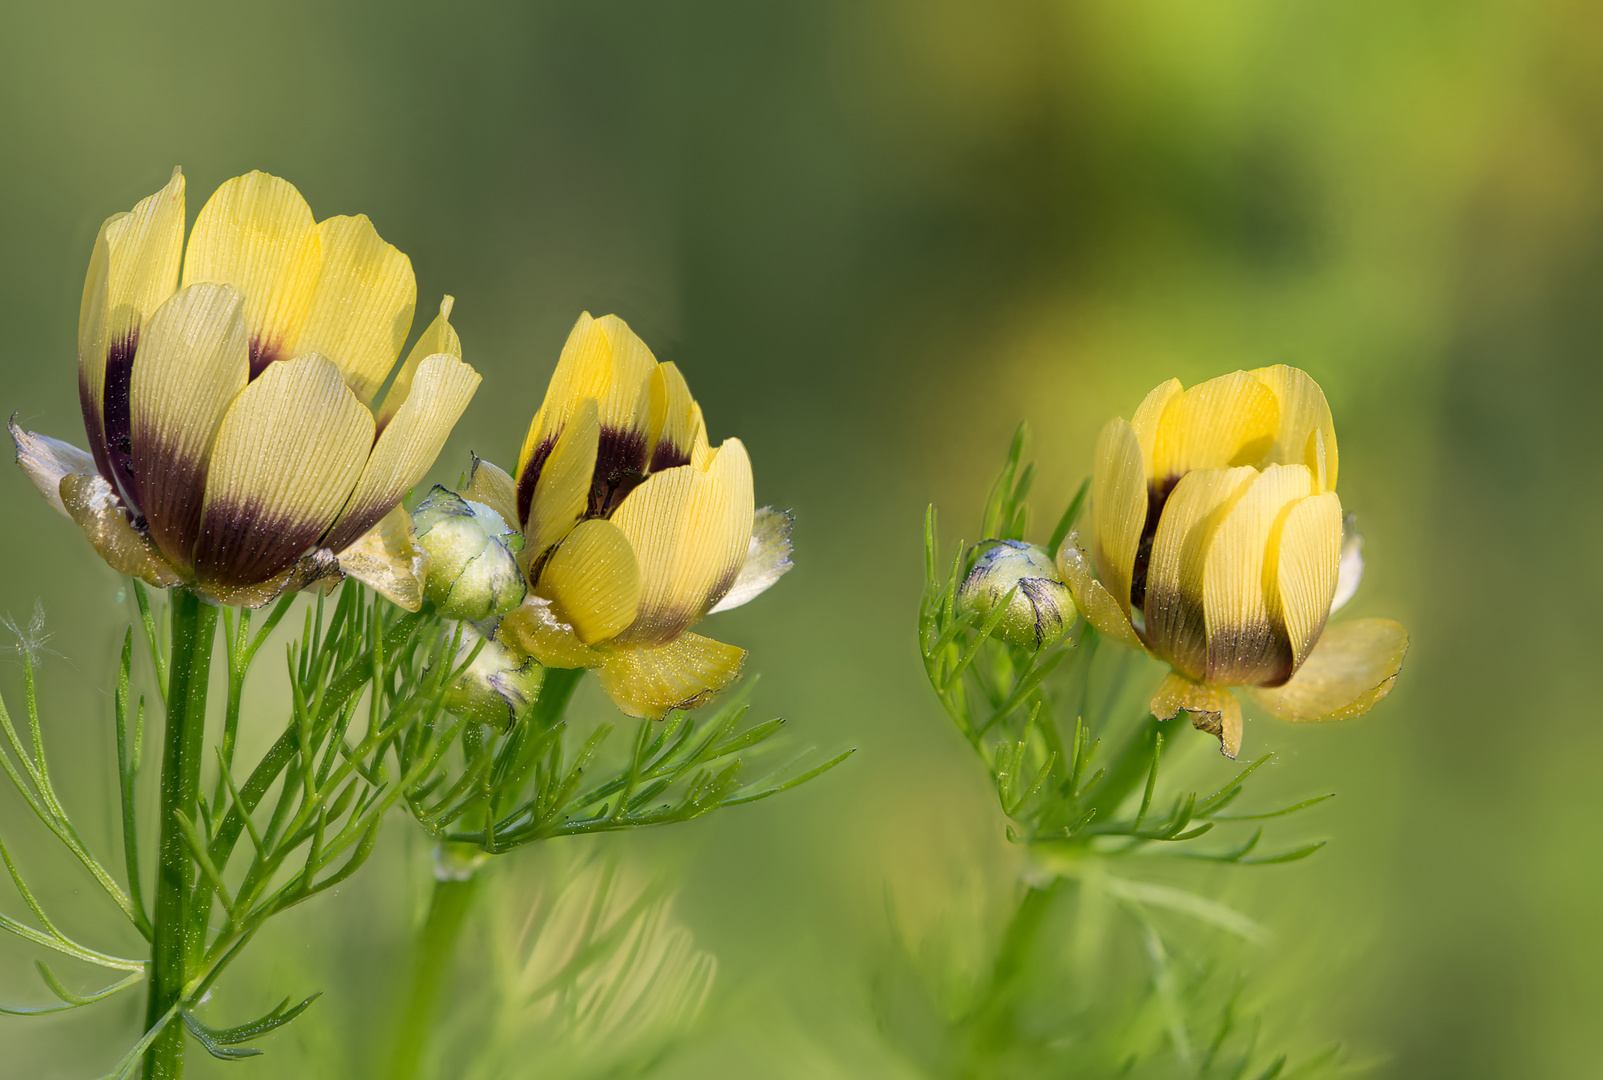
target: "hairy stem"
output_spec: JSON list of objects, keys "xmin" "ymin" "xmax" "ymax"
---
[
  {"xmin": 389, "ymin": 874, "xmax": 480, "ymax": 1080},
  {"xmin": 144, "ymin": 590, "xmax": 218, "ymax": 1080}
]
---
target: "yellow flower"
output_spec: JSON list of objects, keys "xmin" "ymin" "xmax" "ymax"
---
[
  {"xmin": 470, "ymin": 313, "xmax": 794, "ymax": 719},
  {"xmin": 1056, "ymin": 367, "xmax": 1408, "ymax": 757},
  {"xmin": 11, "ymin": 169, "xmax": 479, "ymax": 607}
]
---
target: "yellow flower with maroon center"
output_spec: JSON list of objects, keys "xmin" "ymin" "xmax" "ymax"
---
[
  {"xmin": 474, "ymin": 313, "xmax": 793, "ymax": 720},
  {"xmin": 11, "ymin": 169, "xmax": 479, "ymax": 607},
  {"xmin": 1056, "ymin": 367, "xmax": 1407, "ymax": 757}
]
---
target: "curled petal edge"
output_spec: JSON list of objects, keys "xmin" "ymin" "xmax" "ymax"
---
[
  {"xmin": 1151, "ymin": 671, "xmax": 1243, "ymax": 759},
  {"xmin": 12, "ymin": 418, "xmax": 97, "ymax": 518}
]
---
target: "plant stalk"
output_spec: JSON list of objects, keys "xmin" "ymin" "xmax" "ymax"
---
[
  {"xmin": 143, "ymin": 590, "xmax": 219, "ymax": 1080},
  {"xmin": 390, "ymin": 873, "xmax": 480, "ymax": 1080}
]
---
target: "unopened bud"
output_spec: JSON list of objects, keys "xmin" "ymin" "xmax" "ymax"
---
[
  {"xmin": 415, "ymin": 487, "xmax": 527, "ymax": 621},
  {"xmin": 442, "ymin": 622, "xmax": 545, "ymax": 730},
  {"xmin": 957, "ymin": 540, "xmax": 1076, "ymax": 649}
]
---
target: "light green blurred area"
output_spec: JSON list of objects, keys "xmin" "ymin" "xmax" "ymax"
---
[{"xmin": 2, "ymin": 1, "xmax": 1600, "ymax": 1076}]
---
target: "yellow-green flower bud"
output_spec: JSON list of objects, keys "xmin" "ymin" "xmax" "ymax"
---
[
  {"xmin": 957, "ymin": 540, "xmax": 1076, "ymax": 649},
  {"xmin": 415, "ymin": 487, "xmax": 527, "ymax": 621},
  {"xmin": 442, "ymin": 622, "xmax": 545, "ymax": 731}
]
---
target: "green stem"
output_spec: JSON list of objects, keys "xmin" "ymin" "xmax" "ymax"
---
[
  {"xmin": 143, "ymin": 590, "xmax": 219, "ymax": 1080},
  {"xmin": 962, "ymin": 880, "xmax": 1063, "ymax": 1075},
  {"xmin": 389, "ymin": 873, "xmax": 480, "ymax": 1080}
]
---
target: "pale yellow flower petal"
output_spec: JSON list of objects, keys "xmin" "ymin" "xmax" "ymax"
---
[
  {"xmin": 499, "ymin": 595, "xmax": 604, "ymax": 670},
  {"xmin": 129, "ymin": 283, "xmax": 249, "ymax": 572},
  {"xmin": 1268, "ymin": 490, "xmax": 1342, "ymax": 672},
  {"xmin": 194, "ymin": 354, "xmax": 373, "ymax": 590},
  {"xmin": 1150, "ymin": 370, "xmax": 1279, "ymax": 481},
  {"xmin": 1129, "ymin": 377, "xmax": 1181, "ymax": 468},
  {"xmin": 180, "ymin": 171, "xmax": 320, "ymax": 376},
  {"xmin": 525, "ymin": 398, "xmax": 600, "ymax": 559},
  {"xmin": 645, "ymin": 361, "xmax": 699, "ymax": 470},
  {"xmin": 1144, "ymin": 466, "xmax": 1256, "ymax": 681},
  {"xmin": 324, "ymin": 351, "xmax": 480, "ymax": 552},
  {"xmin": 537, "ymin": 518, "xmax": 642, "ymax": 645},
  {"xmin": 1249, "ymin": 365, "xmax": 1339, "ymax": 491},
  {"xmin": 1201, "ymin": 464, "xmax": 1311, "ymax": 685},
  {"xmin": 293, "ymin": 214, "xmax": 416, "ymax": 403},
  {"xmin": 595, "ymin": 632, "xmax": 746, "ymax": 720},
  {"xmin": 1246, "ymin": 617, "xmax": 1407, "ymax": 722},
  {"xmin": 1090, "ymin": 416, "xmax": 1146, "ymax": 621},
  {"xmin": 376, "ymin": 296, "xmax": 462, "ymax": 433}
]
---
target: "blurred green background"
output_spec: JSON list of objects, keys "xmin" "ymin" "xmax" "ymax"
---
[{"xmin": 2, "ymin": 1, "xmax": 1599, "ymax": 1076}]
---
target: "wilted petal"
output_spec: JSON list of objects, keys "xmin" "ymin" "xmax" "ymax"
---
[
  {"xmin": 1246, "ymin": 617, "xmax": 1408, "ymax": 722},
  {"xmin": 708, "ymin": 507, "xmax": 794, "ymax": 614},
  {"xmin": 59, "ymin": 473, "xmax": 183, "ymax": 588},
  {"xmin": 11, "ymin": 419, "xmax": 97, "ymax": 518},
  {"xmin": 339, "ymin": 505, "xmax": 426, "ymax": 612},
  {"xmin": 1151, "ymin": 671, "xmax": 1243, "ymax": 759}
]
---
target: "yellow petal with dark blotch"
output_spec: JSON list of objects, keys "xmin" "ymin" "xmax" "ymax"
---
[
  {"xmin": 129, "ymin": 283, "xmax": 250, "ymax": 573},
  {"xmin": 323, "ymin": 352, "xmax": 480, "ymax": 552},
  {"xmin": 525, "ymin": 313, "xmax": 611, "ymax": 462},
  {"xmin": 1091, "ymin": 417, "xmax": 1146, "ymax": 620},
  {"xmin": 198, "ymin": 548, "xmax": 343, "ymax": 609},
  {"xmin": 526, "ymin": 399, "xmax": 600, "ymax": 562},
  {"xmin": 59, "ymin": 473, "xmax": 183, "ymax": 588},
  {"xmin": 1150, "ymin": 370, "xmax": 1279, "ymax": 482},
  {"xmin": 1246, "ymin": 618, "xmax": 1407, "ymax": 721},
  {"xmin": 337, "ymin": 505, "xmax": 426, "ymax": 611},
  {"xmin": 1330, "ymin": 513, "xmax": 1364, "ymax": 614},
  {"xmin": 10, "ymin": 419, "xmax": 97, "ymax": 518},
  {"xmin": 181, "ymin": 171, "xmax": 321, "ymax": 376},
  {"xmin": 1249, "ymin": 365, "xmax": 1338, "ymax": 492},
  {"xmin": 77, "ymin": 218, "xmax": 116, "ymax": 482},
  {"xmin": 82, "ymin": 170, "xmax": 187, "ymax": 514},
  {"xmin": 292, "ymin": 215, "xmax": 416, "ymax": 404},
  {"xmin": 595, "ymin": 632, "xmax": 746, "ymax": 720},
  {"xmin": 498, "ymin": 594, "xmax": 604, "ymax": 669},
  {"xmin": 1267, "ymin": 490, "xmax": 1342, "ymax": 673},
  {"xmin": 536, "ymin": 518, "xmax": 642, "ymax": 645},
  {"xmin": 1201, "ymin": 464, "xmax": 1312, "ymax": 686},
  {"xmin": 194, "ymin": 354, "xmax": 373, "ymax": 590},
  {"xmin": 1053, "ymin": 532, "xmax": 1144, "ymax": 650},
  {"xmin": 1129, "ymin": 377, "xmax": 1181, "ymax": 468},
  {"xmin": 376, "ymin": 296, "xmax": 461, "ymax": 433},
  {"xmin": 608, "ymin": 445, "xmax": 749, "ymax": 646},
  {"xmin": 645, "ymin": 361, "xmax": 700, "ymax": 471},
  {"xmin": 463, "ymin": 454, "xmax": 518, "ymax": 530},
  {"xmin": 1151, "ymin": 671, "xmax": 1243, "ymax": 759},
  {"xmin": 1144, "ymin": 466, "xmax": 1257, "ymax": 681},
  {"xmin": 709, "ymin": 506, "xmax": 794, "ymax": 613}
]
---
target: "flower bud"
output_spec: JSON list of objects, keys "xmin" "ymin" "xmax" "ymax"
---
[
  {"xmin": 957, "ymin": 540, "xmax": 1076, "ymax": 649},
  {"xmin": 442, "ymin": 622, "xmax": 545, "ymax": 731},
  {"xmin": 415, "ymin": 487, "xmax": 528, "ymax": 621}
]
